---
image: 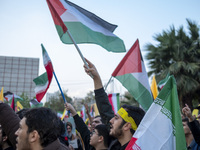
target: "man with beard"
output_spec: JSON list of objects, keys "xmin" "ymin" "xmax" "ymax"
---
[
  {"xmin": 83, "ymin": 58, "xmax": 145, "ymax": 150},
  {"xmin": 0, "ymin": 125, "xmax": 14, "ymax": 150}
]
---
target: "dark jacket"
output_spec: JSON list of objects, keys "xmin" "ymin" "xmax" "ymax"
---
[
  {"xmin": 44, "ymin": 139, "xmax": 70, "ymax": 150},
  {"xmin": 0, "ymin": 103, "xmax": 69, "ymax": 150},
  {"xmin": 94, "ymin": 88, "xmax": 129, "ymax": 150},
  {"xmin": 188, "ymin": 120, "xmax": 200, "ymax": 145},
  {"xmin": 73, "ymin": 114, "xmax": 95, "ymax": 150}
]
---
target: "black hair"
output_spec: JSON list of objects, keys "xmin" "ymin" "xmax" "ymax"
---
[
  {"xmin": 94, "ymin": 115, "xmax": 102, "ymax": 122},
  {"xmin": 95, "ymin": 124, "xmax": 111, "ymax": 147},
  {"xmin": 24, "ymin": 107, "xmax": 60, "ymax": 147},
  {"xmin": 16, "ymin": 108, "xmax": 29, "ymax": 119},
  {"xmin": 182, "ymin": 117, "xmax": 189, "ymax": 123},
  {"xmin": 0, "ymin": 127, "xmax": 12, "ymax": 147},
  {"xmin": 121, "ymin": 104, "xmax": 145, "ymax": 134}
]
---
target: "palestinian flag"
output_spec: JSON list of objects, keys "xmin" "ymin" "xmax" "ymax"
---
[
  {"xmin": 46, "ymin": 0, "xmax": 126, "ymax": 53},
  {"xmin": 10, "ymin": 94, "xmax": 15, "ymax": 111},
  {"xmin": 30, "ymin": 99, "xmax": 43, "ymax": 108},
  {"xmin": 112, "ymin": 39, "xmax": 153, "ymax": 111},
  {"xmin": 33, "ymin": 44, "xmax": 54, "ymax": 102},
  {"xmin": 125, "ymin": 76, "xmax": 186, "ymax": 150},
  {"xmin": 108, "ymin": 93, "xmax": 120, "ymax": 114},
  {"xmin": 3, "ymin": 91, "xmax": 23, "ymax": 102}
]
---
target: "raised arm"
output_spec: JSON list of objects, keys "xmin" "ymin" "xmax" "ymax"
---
[
  {"xmin": 182, "ymin": 104, "xmax": 200, "ymax": 144},
  {"xmin": 84, "ymin": 58, "xmax": 114, "ymax": 125},
  {"xmin": 64, "ymin": 103, "xmax": 91, "ymax": 150}
]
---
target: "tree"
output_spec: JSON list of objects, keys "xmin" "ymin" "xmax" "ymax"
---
[
  {"xmin": 19, "ymin": 92, "xmax": 31, "ymax": 108},
  {"xmin": 44, "ymin": 90, "xmax": 73, "ymax": 112},
  {"xmin": 121, "ymin": 91, "xmax": 139, "ymax": 107},
  {"xmin": 145, "ymin": 19, "xmax": 200, "ymax": 109}
]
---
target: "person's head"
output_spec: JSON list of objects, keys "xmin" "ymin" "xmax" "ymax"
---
[
  {"xmin": 182, "ymin": 117, "xmax": 191, "ymax": 136},
  {"xmin": 66, "ymin": 122, "xmax": 73, "ymax": 136},
  {"xmin": 15, "ymin": 107, "xmax": 60, "ymax": 150},
  {"xmin": 91, "ymin": 115, "xmax": 102, "ymax": 130},
  {"xmin": 90, "ymin": 124, "xmax": 110, "ymax": 148},
  {"xmin": 109, "ymin": 105, "xmax": 145, "ymax": 138},
  {"xmin": 0, "ymin": 125, "xmax": 12, "ymax": 149},
  {"xmin": 16, "ymin": 108, "xmax": 29, "ymax": 119}
]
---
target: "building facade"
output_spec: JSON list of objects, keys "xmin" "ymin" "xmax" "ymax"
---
[{"xmin": 0, "ymin": 56, "xmax": 39, "ymax": 99}]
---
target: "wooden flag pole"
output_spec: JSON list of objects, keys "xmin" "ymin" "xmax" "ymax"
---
[{"xmin": 66, "ymin": 30, "xmax": 93, "ymax": 78}]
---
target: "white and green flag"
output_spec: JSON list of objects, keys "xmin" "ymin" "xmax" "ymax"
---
[
  {"xmin": 46, "ymin": 0, "xmax": 126, "ymax": 53},
  {"xmin": 125, "ymin": 76, "xmax": 186, "ymax": 150}
]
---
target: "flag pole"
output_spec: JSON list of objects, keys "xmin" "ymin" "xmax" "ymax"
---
[
  {"xmin": 53, "ymin": 72, "xmax": 66, "ymax": 103},
  {"xmin": 66, "ymin": 30, "xmax": 93, "ymax": 78},
  {"xmin": 104, "ymin": 76, "xmax": 113, "ymax": 91},
  {"xmin": 53, "ymin": 72, "xmax": 71, "ymax": 114}
]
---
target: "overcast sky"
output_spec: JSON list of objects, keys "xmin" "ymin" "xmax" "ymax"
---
[{"xmin": 0, "ymin": 0, "xmax": 199, "ymax": 102}]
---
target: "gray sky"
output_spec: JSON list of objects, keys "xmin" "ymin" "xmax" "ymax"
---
[{"xmin": 0, "ymin": 0, "xmax": 199, "ymax": 102}]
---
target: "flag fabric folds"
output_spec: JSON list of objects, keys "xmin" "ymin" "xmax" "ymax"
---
[
  {"xmin": 125, "ymin": 76, "xmax": 186, "ymax": 150},
  {"xmin": 46, "ymin": 0, "xmax": 126, "ymax": 53},
  {"xmin": 112, "ymin": 39, "xmax": 153, "ymax": 111},
  {"xmin": 91, "ymin": 103, "xmax": 99, "ymax": 116},
  {"xmin": 10, "ymin": 94, "xmax": 15, "ymax": 111},
  {"xmin": 151, "ymin": 75, "xmax": 158, "ymax": 100},
  {"xmin": 3, "ymin": 91, "xmax": 23, "ymax": 102},
  {"xmin": 17, "ymin": 101, "xmax": 23, "ymax": 111},
  {"xmin": 81, "ymin": 105, "xmax": 86, "ymax": 121},
  {"xmin": 30, "ymin": 99, "xmax": 43, "ymax": 108},
  {"xmin": 33, "ymin": 44, "xmax": 54, "ymax": 102},
  {"xmin": 0, "ymin": 87, "xmax": 4, "ymax": 102},
  {"xmin": 158, "ymin": 73, "xmax": 170, "ymax": 90},
  {"xmin": 108, "ymin": 93, "xmax": 120, "ymax": 114}
]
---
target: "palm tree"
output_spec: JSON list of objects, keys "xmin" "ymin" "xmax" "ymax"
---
[{"xmin": 145, "ymin": 19, "xmax": 200, "ymax": 109}]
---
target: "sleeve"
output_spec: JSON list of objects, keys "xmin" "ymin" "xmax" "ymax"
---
[
  {"xmin": 73, "ymin": 114, "xmax": 92, "ymax": 150},
  {"xmin": 94, "ymin": 88, "xmax": 114, "ymax": 125},
  {"xmin": 188, "ymin": 120, "xmax": 200, "ymax": 145},
  {"xmin": 0, "ymin": 103, "xmax": 20, "ymax": 149}
]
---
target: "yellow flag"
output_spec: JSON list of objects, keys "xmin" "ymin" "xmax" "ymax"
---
[
  {"xmin": 0, "ymin": 87, "xmax": 4, "ymax": 102},
  {"xmin": 17, "ymin": 101, "xmax": 23, "ymax": 111},
  {"xmin": 61, "ymin": 109, "xmax": 66, "ymax": 120},
  {"xmin": 151, "ymin": 76, "xmax": 158, "ymax": 100},
  {"xmin": 192, "ymin": 104, "xmax": 200, "ymax": 119},
  {"xmin": 93, "ymin": 103, "xmax": 99, "ymax": 116}
]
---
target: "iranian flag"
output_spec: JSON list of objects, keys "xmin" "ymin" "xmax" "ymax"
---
[
  {"xmin": 112, "ymin": 39, "xmax": 153, "ymax": 111},
  {"xmin": 33, "ymin": 44, "xmax": 54, "ymax": 102},
  {"xmin": 46, "ymin": 0, "xmax": 126, "ymax": 53},
  {"xmin": 125, "ymin": 76, "xmax": 186, "ymax": 150},
  {"xmin": 158, "ymin": 73, "xmax": 170, "ymax": 90},
  {"xmin": 108, "ymin": 93, "xmax": 120, "ymax": 114}
]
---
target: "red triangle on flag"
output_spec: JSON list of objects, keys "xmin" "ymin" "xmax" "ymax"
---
[{"xmin": 112, "ymin": 39, "xmax": 142, "ymax": 77}]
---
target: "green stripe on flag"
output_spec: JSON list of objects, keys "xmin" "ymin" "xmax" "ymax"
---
[
  {"xmin": 56, "ymin": 22, "xmax": 126, "ymax": 53},
  {"xmin": 156, "ymin": 76, "xmax": 186, "ymax": 150},
  {"xmin": 33, "ymin": 72, "xmax": 48, "ymax": 86},
  {"xmin": 115, "ymin": 74, "xmax": 152, "ymax": 111}
]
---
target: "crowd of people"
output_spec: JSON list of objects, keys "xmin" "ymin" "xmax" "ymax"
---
[{"xmin": 0, "ymin": 58, "xmax": 199, "ymax": 150}]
